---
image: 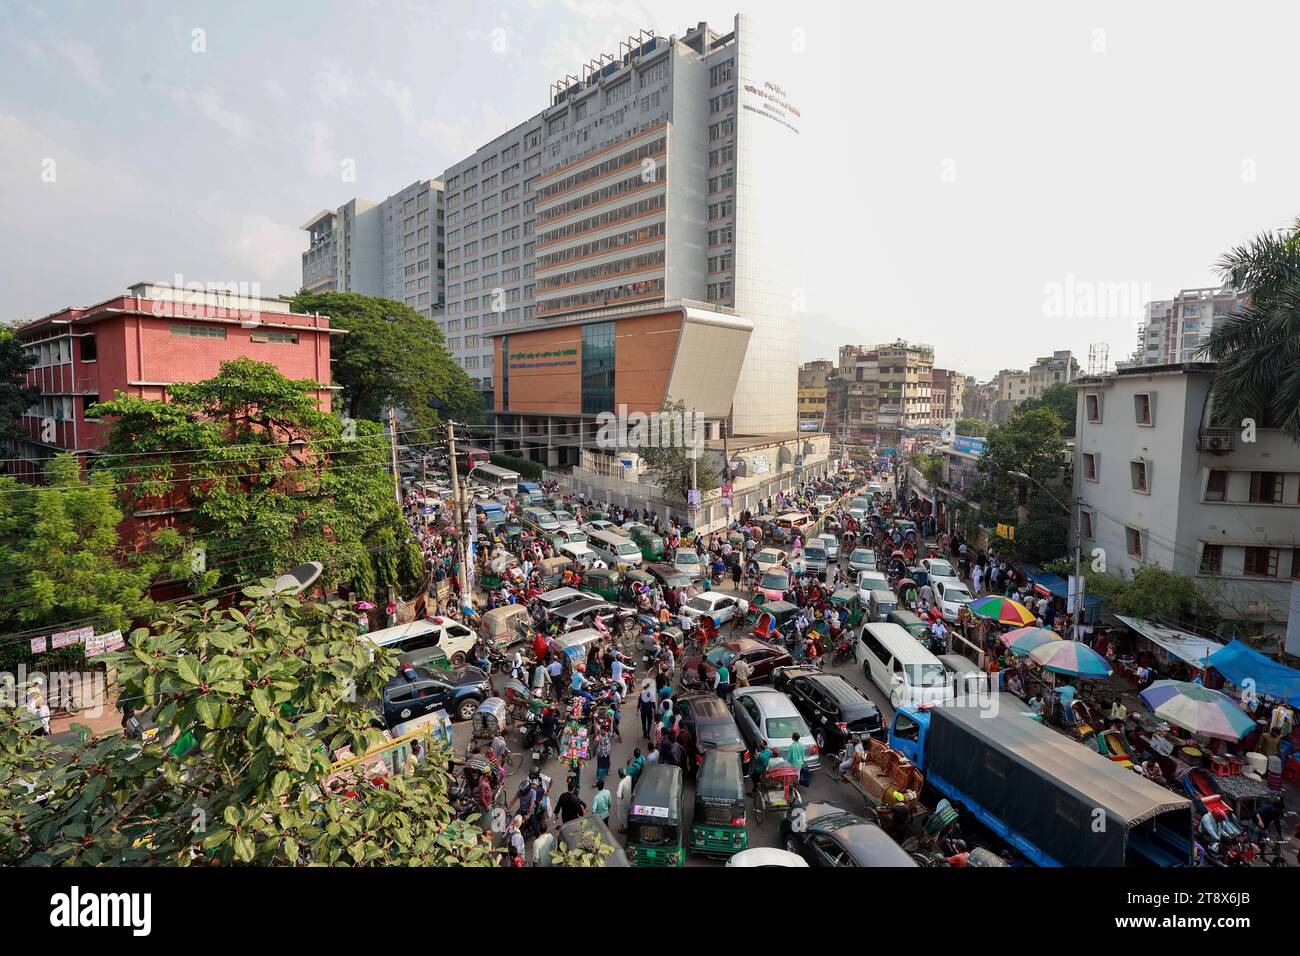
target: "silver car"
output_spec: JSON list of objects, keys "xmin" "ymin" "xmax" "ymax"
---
[
  {"xmin": 848, "ymin": 548, "xmax": 877, "ymax": 574},
  {"xmin": 817, "ymin": 534, "xmax": 839, "ymax": 561},
  {"xmin": 731, "ymin": 686, "xmax": 821, "ymax": 771},
  {"xmin": 672, "ymin": 547, "xmax": 703, "ymax": 581}
]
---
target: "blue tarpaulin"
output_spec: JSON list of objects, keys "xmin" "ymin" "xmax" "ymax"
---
[
  {"xmin": 1206, "ymin": 640, "xmax": 1300, "ymax": 706},
  {"xmin": 1020, "ymin": 565, "xmax": 1102, "ymax": 616}
]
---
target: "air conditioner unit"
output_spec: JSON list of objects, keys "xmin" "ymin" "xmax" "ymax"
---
[{"xmin": 1201, "ymin": 433, "xmax": 1233, "ymax": 453}]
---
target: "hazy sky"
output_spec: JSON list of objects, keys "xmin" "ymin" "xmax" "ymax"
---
[{"xmin": 3, "ymin": 0, "xmax": 1298, "ymax": 380}]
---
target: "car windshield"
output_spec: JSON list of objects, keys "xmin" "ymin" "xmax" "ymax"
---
[
  {"xmin": 860, "ymin": 576, "xmax": 890, "ymax": 591},
  {"xmin": 804, "ymin": 547, "xmax": 826, "ymax": 559},
  {"xmin": 757, "ymin": 550, "xmax": 782, "ymax": 563},
  {"xmin": 851, "ymin": 550, "xmax": 873, "ymax": 563},
  {"xmin": 906, "ymin": 664, "xmax": 950, "ymax": 687},
  {"xmin": 927, "ymin": 560, "xmax": 955, "ymax": 577},
  {"xmin": 676, "ymin": 551, "xmax": 699, "ymax": 565},
  {"xmin": 705, "ymin": 647, "xmax": 737, "ymax": 667},
  {"xmin": 616, "ymin": 543, "xmax": 640, "ymax": 556},
  {"xmin": 687, "ymin": 597, "xmax": 713, "ymax": 613},
  {"xmin": 760, "ymin": 572, "xmax": 789, "ymax": 590},
  {"xmin": 765, "ymin": 717, "xmax": 805, "ymax": 739},
  {"xmin": 944, "ymin": 587, "xmax": 972, "ymax": 602},
  {"xmin": 567, "ymin": 531, "xmax": 588, "ymax": 542}
]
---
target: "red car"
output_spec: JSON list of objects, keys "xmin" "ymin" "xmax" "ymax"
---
[{"xmin": 684, "ymin": 638, "xmax": 793, "ymax": 686}]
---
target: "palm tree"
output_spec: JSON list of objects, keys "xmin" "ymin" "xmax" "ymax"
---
[{"xmin": 1197, "ymin": 217, "xmax": 1300, "ymax": 440}]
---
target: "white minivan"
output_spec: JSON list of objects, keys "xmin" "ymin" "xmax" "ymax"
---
[
  {"xmin": 856, "ymin": 622, "xmax": 955, "ymax": 708},
  {"xmin": 586, "ymin": 528, "xmax": 643, "ymax": 568}
]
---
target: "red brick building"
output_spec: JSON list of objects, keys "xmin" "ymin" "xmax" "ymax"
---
[{"xmin": 9, "ymin": 281, "xmax": 341, "ymax": 479}]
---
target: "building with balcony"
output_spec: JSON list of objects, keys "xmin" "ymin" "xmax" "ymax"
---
[
  {"xmin": 1072, "ymin": 362, "xmax": 1300, "ymax": 640},
  {"xmin": 8, "ymin": 281, "xmax": 341, "ymax": 479},
  {"xmin": 1121, "ymin": 288, "xmax": 1246, "ymax": 369}
]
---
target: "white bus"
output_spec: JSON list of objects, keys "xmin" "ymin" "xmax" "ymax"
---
[{"xmin": 468, "ymin": 463, "xmax": 522, "ymax": 494}]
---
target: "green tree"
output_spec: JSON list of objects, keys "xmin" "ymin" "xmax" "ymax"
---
[
  {"xmin": 634, "ymin": 399, "xmax": 721, "ymax": 502},
  {"xmin": 0, "ymin": 331, "xmax": 38, "ymax": 446},
  {"xmin": 291, "ymin": 291, "xmax": 484, "ymax": 428},
  {"xmin": 1018, "ymin": 382, "xmax": 1076, "ymax": 437},
  {"xmin": 0, "ymin": 453, "xmax": 193, "ymax": 642},
  {"xmin": 90, "ymin": 358, "xmax": 419, "ymax": 600},
  {"xmin": 0, "ymin": 587, "xmax": 494, "ymax": 866},
  {"xmin": 1198, "ymin": 217, "xmax": 1300, "ymax": 440},
  {"xmin": 971, "ymin": 406, "xmax": 1069, "ymax": 560},
  {"xmin": 1048, "ymin": 559, "xmax": 1222, "ymax": 632},
  {"xmin": 953, "ymin": 418, "xmax": 987, "ymax": 437}
]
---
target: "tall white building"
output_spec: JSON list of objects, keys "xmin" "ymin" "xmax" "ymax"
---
[
  {"xmin": 439, "ymin": 14, "xmax": 803, "ymax": 434},
  {"xmin": 1124, "ymin": 287, "xmax": 1245, "ymax": 368},
  {"xmin": 299, "ymin": 180, "xmax": 445, "ymax": 320},
  {"xmin": 1072, "ymin": 363, "xmax": 1300, "ymax": 639}
]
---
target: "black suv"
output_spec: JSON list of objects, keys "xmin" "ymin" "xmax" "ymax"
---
[
  {"xmin": 772, "ymin": 665, "xmax": 883, "ymax": 751},
  {"xmin": 675, "ymin": 692, "xmax": 750, "ymax": 775},
  {"xmin": 378, "ymin": 665, "xmax": 491, "ymax": 727}
]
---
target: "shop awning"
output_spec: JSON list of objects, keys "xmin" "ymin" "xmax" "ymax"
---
[
  {"xmin": 1206, "ymin": 639, "xmax": 1300, "ymax": 706},
  {"xmin": 1114, "ymin": 615, "xmax": 1224, "ymax": 668},
  {"xmin": 1020, "ymin": 565, "xmax": 1101, "ymax": 609}
]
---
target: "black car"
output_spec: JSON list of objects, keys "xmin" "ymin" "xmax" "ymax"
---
[
  {"xmin": 772, "ymin": 665, "xmax": 883, "ymax": 751},
  {"xmin": 676, "ymin": 692, "xmax": 750, "ymax": 774},
  {"xmin": 780, "ymin": 802, "xmax": 918, "ymax": 867},
  {"xmin": 378, "ymin": 665, "xmax": 491, "ymax": 727}
]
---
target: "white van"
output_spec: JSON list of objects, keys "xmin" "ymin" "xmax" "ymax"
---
[
  {"xmin": 363, "ymin": 618, "xmax": 479, "ymax": 668},
  {"xmin": 587, "ymin": 528, "xmax": 643, "ymax": 568},
  {"xmin": 559, "ymin": 542, "xmax": 597, "ymax": 568},
  {"xmin": 855, "ymin": 622, "xmax": 955, "ymax": 708}
]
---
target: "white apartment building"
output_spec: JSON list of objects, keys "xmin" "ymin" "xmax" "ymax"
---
[
  {"xmin": 441, "ymin": 118, "xmax": 545, "ymax": 398},
  {"xmin": 1072, "ymin": 363, "xmax": 1300, "ymax": 639},
  {"xmin": 300, "ymin": 180, "xmax": 445, "ymax": 320},
  {"xmin": 1126, "ymin": 287, "xmax": 1245, "ymax": 367},
  {"xmin": 440, "ymin": 14, "xmax": 803, "ymax": 434}
]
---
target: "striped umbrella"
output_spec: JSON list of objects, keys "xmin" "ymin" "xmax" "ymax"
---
[
  {"xmin": 1139, "ymin": 680, "xmax": 1255, "ymax": 741},
  {"xmin": 1028, "ymin": 639, "xmax": 1113, "ymax": 679},
  {"xmin": 1000, "ymin": 626, "xmax": 1059, "ymax": 657},
  {"xmin": 968, "ymin": 595, "xmax": 1036, "ymax": 626}
]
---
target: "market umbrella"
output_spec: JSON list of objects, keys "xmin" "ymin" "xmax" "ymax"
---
[
  {"xmin": 1000, "ymin": 626, "xmax": 1058, "ymax": 656},
  {"xmin": 968, "ymin": 595, "xmax": 1036, "ymax": 626},
  {"xmin": 1139, "ymin": 680, "xmax": 1255, "ymax": 742},
  {"xmin": 1028, "ymin": 639, "xmax": 1112, "ymax": 679}
]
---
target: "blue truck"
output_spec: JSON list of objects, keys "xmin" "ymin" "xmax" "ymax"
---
[{"xmin": 888, "ymin": 696, "xmax": 1193, "ymax": 867}]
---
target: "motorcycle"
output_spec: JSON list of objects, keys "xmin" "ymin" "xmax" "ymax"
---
[{"xmin": 830, "ymin": 635, "xmax": 854, "ymax": 667}]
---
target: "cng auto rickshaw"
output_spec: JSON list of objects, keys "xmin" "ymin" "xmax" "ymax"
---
[
  {"xmin": 537, "ymin": 556, "xmax": 574, "ymax": 589},
  {"xmin": 580, "ymin": 566, "xmax": 623, "ymax": 603},
  {"xmin": 627, "ymin": 763, "xmax": 685, "ymax": 866},
  {"xmin": 690, "ymin": 750, "xmax": 748, "ymax": 858},
  {"xmin": 831, "ymin": 587, "xmax": 865, "ymax": 628},
  {"xmin": 482, "ymin": 604, "xmax": 533, "ymax": 651},
  {"xmin": 629, "ymin": 527, "xmax": 666, "ymax": 562}
]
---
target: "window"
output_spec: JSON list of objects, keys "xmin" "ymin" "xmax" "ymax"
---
[
  {"xmin": 1130, "ymin": 460, "xmax": 1149, "ymax": 494},
  {"xmin": 1084, "ymin": 393, "xmax": 1101, "ymax": 423},
  {"xmin": 1206, "ymin": 469, "xmax": 1227, "ymax": 501},
  {"xmin": 1134, "ymin": 392, "xmax": 1152, "ymax": 425},
  {"xmin": 1082, "ymin": 452, "xmax": 1098, "ymax": 482},
  {"xmin": 82, "ymin": 394, "xmax": 100, "ymax": 420},
  {"xmin": 1080, "ymin": 510, "xmax": 1094, "ymax": 539},
  {"xmin": 169, "ymin": 323, "xmax": 226, "ymax": 339},
  {"xmin": 1249, "ymin": 471, "xmax": 1283, "ymax": 503},
  {"xmin": 250, "ymin": 329, "xmax": 299, "ymax": 344},
  {"xmin": 1125, "ymin": 527, "xmax": 1143, "ymax": 558},
  {"xmin": 1244, "ymin": 547, "xmax": 1280, "ymax": 578},
  {"xmin": 1199, "ymin": 544, "xmax": 1222, "ymax": 575},
  {"xmin": 581, "ymin": 321, "xmax": 616, "ymax": 416},
  {"xmin": 79, "ymin": 336, "xmax": 97, "ymax": 362}
]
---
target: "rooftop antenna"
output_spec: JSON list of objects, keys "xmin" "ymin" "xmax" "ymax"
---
[{"xmin": 1087, "ymin": 342, "xmax": 1109, "ymax": 376}]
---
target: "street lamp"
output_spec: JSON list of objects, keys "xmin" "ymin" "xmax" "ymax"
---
[{"xmin": 1011, "ymin": 469, "xmax": 1084, "ymax": 640}]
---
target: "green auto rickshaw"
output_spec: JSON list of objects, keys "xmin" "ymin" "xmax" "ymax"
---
[
  {"xmin": 831, "ymin": 587, "xmax": 865, "ymax": 628},
  {"xmin": 627, "ymin": 763, "xmax": 685, "ymax": 867},
  {"xmin": 629, "ymin": 527, "xmax": 666, "ymax": 562},
  {"xmin": 689, "ymin": 750, "xmax": 747, "ymax": 859},
  {"xmin": 581, "ymin": 566, "xmax": 623, "ymax": 603}
]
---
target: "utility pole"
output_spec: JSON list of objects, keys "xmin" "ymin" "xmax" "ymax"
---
[
  {"xmin": 1071, "ymin": 493, "xmax": 1085, "ymax": 642},
  {"xmin": 446, "ymin": 421, "xmax": 474, "ymax": 607},
  {"xmin": 721, "ymin": 410, "xmax": 731, "ymax": 526},
  {"xmin": 387, "ymin": 407, "xmax": 401, "ymax": 504}
]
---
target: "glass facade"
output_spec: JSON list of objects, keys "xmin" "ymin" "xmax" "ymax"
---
[{"xmin": 581, "ymin": 322, "xmax": 615, "ymax": 414}]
